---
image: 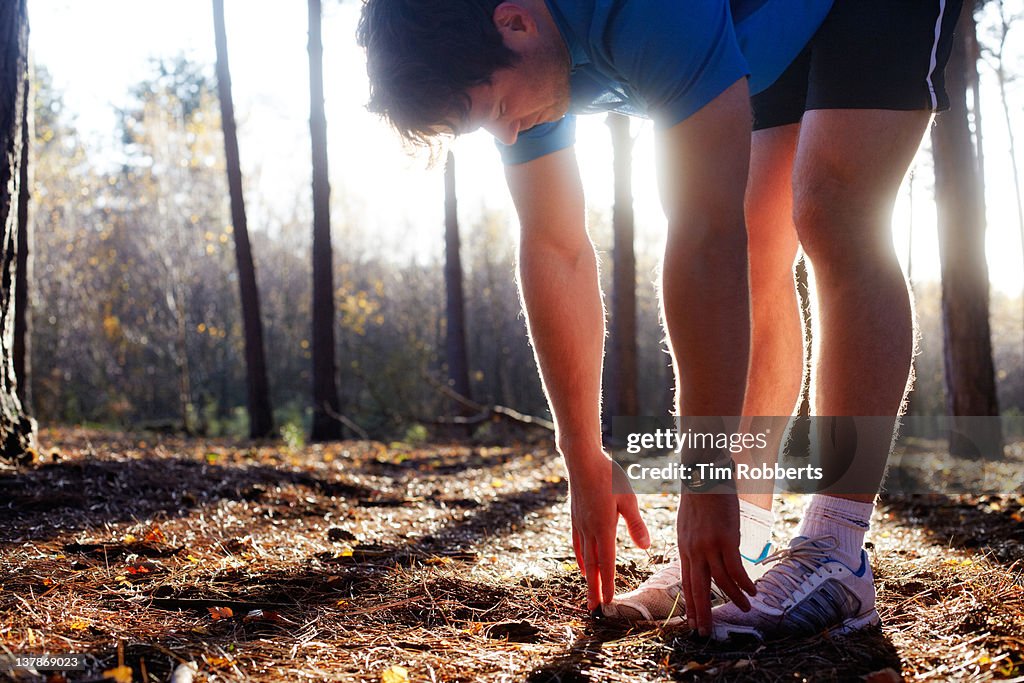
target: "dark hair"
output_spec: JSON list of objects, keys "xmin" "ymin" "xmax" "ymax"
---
[{"xmin": 357, "ymin": 0, "xmax": 520, "ymax": 148}]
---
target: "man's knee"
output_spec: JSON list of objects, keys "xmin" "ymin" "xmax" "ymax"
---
[{"xmin": 792, "ymin": 171, "xmax": 899, "ymax": 271}]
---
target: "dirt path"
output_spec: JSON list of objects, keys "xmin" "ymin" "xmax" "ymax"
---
[{"xmin": 1, "ymin": 428, "xmax": 1022, "ymax": 681}]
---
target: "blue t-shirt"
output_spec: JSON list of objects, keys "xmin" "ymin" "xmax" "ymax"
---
[{"xmin": 499, "ymin": 0, "xmax": 833, "ymax": 164}]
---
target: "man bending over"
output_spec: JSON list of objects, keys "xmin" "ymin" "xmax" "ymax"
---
[{"xmin": 357, "ymin": 0, "xmax": 959, "ymax": 640}]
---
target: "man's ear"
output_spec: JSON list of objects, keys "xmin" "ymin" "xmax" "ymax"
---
[{"xmin": 493, "ymin": 2, "xmax": 537, "ymax": 41}]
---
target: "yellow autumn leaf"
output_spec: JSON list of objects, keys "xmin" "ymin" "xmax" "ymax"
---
[
  {"xmin": 381, "ymin": 665, "xmax": 409, "ymax": 683},
  {"xmin": 68, "ymin": 618, "xmax": 89, "ymax": 631},
  {"xmin": 103, "ymin": 665, "xmax": 133, "ymax": 683},
  {"xmin": 206, "ymin": 656, "xmax": 235, "ymax": 667}
]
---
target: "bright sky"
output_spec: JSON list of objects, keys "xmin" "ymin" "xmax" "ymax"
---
[{"xmin": 28, "ymin": 0, "xmax": 1024, "ymax": 294}]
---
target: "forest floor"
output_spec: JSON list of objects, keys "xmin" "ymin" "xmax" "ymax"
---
[{"xmin": 1, "ymin": 427, "xmax": 1023, "ymax": 682}]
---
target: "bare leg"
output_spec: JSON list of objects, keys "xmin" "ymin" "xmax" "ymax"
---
[
  {"xmin": 792, "ymin": 108, "xmax": 931, "ymax": 502},
  {"xmin": 739, "ymin": 124, "xmax": 803, "ymax": 511}
]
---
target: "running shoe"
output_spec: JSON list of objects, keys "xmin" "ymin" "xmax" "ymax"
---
[
  {"xmin": 710, "ymin": 535, "xmax": 879, "ymax": 641},
  {"xmin": 601, "ymin": 542, "xmax": 773, "ymax": 626}
]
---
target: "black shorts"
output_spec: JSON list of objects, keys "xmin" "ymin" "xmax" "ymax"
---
[{"xmin": 752, "ymin": 0, "xmax": 964, "ymax": 130}]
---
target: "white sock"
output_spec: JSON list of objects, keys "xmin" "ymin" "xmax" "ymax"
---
[
  {"xmin": 796, "ymin": 495, "xmax": 873, "ymax": 569},
  {"xmin": 738, "ymin": 499, "xmax": 774, "ymax": 579}
]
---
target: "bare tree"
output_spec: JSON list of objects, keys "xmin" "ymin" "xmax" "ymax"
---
[
  {"xmin": 308, "ymin": 0, "xmax": 342, "ymax": 441},
  {"xmin": 443, "ymin": 152, "xmax": 471, "ymax": 411},
  {"xmin": 606, "ymin": 113, "xmax": 638, "ymax": 420},
  {"xmin": 14, "ymin": 60, "xmax": 30, "ymax": 412},
  {"xmin": 212, "ymin": 0, "xmax": 275, "ymax": 438},
  {"xmin": 0, "ymin": 0, "xmax": 36, "ymax": 462},
  {"xmin": 931, "ymin": 4, "xmax": 1003, "ymax": 456}
]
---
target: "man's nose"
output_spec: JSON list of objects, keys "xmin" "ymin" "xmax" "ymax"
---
[{"xmin": 486, "ymin": 120, "xmax": 519, "ymax": 146}]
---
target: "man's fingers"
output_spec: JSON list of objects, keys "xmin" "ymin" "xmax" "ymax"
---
[
  {"xmin": 583, "ymin": 538, "xmax": 601, "ymax": 611},
  {"xmin": 708, "ymin": 554, "xmax": 751, "ymax": 612},
  {"xmin": 621, "ymin": 495, "xmax": 651, "ymax": 549},
  {"xmin": 572, "ymin": 529, "xmax": 585, "ymax": 576},
  {"xmin": 679, "ymin": 554, "xmax": 697, "ymax": 630},
  {"xmin": 724, "ymin": 547, "xmax": 757, "ymax": 597},
  {"xmin": 598, "ymin": 534, "xmax": 617, "ymax": 606},
  {"xmin": 687, "ymin": 558, "xmax": 713, "ymax": 636}
]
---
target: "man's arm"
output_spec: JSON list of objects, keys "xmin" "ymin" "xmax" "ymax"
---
[
  {"xmin": 656, "ymin": 78, "xmax": 757, "ymax": 634},
  {"xmin": 505, "ymin": 146, "xmax": 650, "ymax": 610}
]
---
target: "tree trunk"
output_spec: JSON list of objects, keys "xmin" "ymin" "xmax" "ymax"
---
[
  {"xmin": 14, "ymin": 62, "xmax": 30, "ymax": 412},
  {"xmin": 307, "ymin": 0, "xmax": 342, "ymax": 441},
  {"xmin": 0, "ymin": 0, "xmax": 37, "ymax": 463},
  {"xmin": 931, "ymin": 5, "xmax": 1003, "ymax": 457},
  {"xmin": 607, "ymin": 113, "xmax": 638, "ymax": 419},
  {"xmin": 443, "ymin": 152, "xmax": 472, "ymax": 411},
  {"xmin": 212, "ymin": 0, "xmax": 275, "ymax": 439}
]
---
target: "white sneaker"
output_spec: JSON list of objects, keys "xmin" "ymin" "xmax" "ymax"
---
[
  {"xmin": 711, "ymin": 535, "xmax": 880, "ymax": 641},
  {"xmin": 601, "ymin": 542, "xmax": 773, "ymax": 626}
]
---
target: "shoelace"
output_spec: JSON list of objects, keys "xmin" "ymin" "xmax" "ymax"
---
[
  {"xmin": 753, "ymin": 535, "xmax": 840, "ymax": 609},
  {"xmin": 640, "ymin": 557, "xmax": 682, "ymax": 590}
]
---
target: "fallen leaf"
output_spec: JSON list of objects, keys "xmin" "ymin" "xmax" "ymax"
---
[
  {"xmin": 425, "ymin": 556, "xmax": 452, "ymax": 566},
  {"xmin": 103, "ymin": 665, "xmax": 133, "ymax": 683},
  {"xmin": 143, "ymin": 525, "xmax": 166, "ymax": 544},
  {"xmin": 381, "ymin": 665, "xmax": 409, "ymax": 683},
  {"xmin": 208, "ymin": 606, "xmax": 234, "ymax": 620},
  {"xmin": 206, "ymin": 656, "xmax": 235, "ymax": 668},
  {"xmin": 68, "ymin": 618, "xmax": 89, "ymax": 631},
  {"xmin": 126, "ymin": 559, "xmax": 161, "ymax": 575}
]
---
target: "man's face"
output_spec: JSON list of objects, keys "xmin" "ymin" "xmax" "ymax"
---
[{"xmin": 461, "ymin": 43, "xmax": 570, "ymax": 145}]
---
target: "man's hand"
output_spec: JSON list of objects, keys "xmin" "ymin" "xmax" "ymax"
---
[
  {"xmin": 567, "ymin": 451, "xmax": 650, "ymax": 610},
  {"xmin": 676, "ymin": 491, "xmax": 754, "ymax": 636}
]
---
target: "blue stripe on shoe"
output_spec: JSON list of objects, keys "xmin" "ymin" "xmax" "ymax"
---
[{"xmin": 741, "ymin": 541, "xmax": 773, "ymax": 564}]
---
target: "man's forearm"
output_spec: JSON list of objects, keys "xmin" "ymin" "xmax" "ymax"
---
[{"xmin": 518, "ymin": 236, "xmax": 606, "ymax": 464}]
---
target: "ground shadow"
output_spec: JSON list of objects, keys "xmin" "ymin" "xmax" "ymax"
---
[
  {"xmin": 0, "ymin": 454, "xmax": 380, "ymax": 543},
  {"xmin": 881, "ymin": 492, "xmax": 1024, "ymax": 567}
]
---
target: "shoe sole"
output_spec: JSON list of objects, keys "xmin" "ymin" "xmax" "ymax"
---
[{"xmin": 711, "ymin": 608, "xmax": 880, "ymax": 641}]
